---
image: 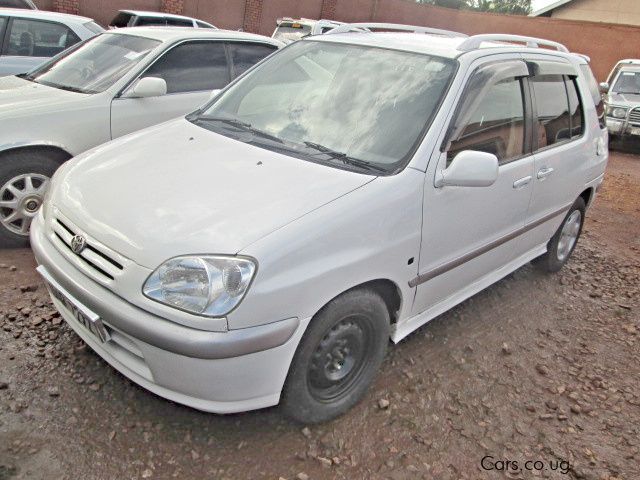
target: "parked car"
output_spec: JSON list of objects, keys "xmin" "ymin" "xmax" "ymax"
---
[
  {"xmin": 0, "ymin": 0, "xmax": 36, "ymax": 9},
  {"xmin": 109, "ymin": 10, "xmax": 216, "ymax": 29},
  {"xmin": 0, "ymin": 9, "xmax": 102, "ymax": 76},
  {"xmin": 601, "ymin": 59, "xmax": 640, "ymax": 141},
  {"xmin": 0, "ymin": 27, "xmax": 281, "ymax": 246},
  {"xmin": 31, "ymin": 24, "xmax": 607, "ymax": 423},
  {"xmin": 272, "ymin": 17, "xmax": 343, "ymax": 43}
]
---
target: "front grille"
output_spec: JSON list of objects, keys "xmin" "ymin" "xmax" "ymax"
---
[
  {"xmin": 52, "ymin": 216, "xmax": 124, "ymax": 282},
  {"xmin": 628, "ymin": 108, "xmax": 640, "ymax": 125}
]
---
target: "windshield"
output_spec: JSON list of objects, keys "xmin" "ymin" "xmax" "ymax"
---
[
  {"xmin": 612, "ymin": 71, "xmax": 640, "ymax": 95},
  {"xmin": 25, "ymin": 33, "xmax": 160, "ymax": 94},
  {"xmin": 273, "ymin": 24, "xmax": 311, "ymax": 43},
  {"xmin": 191, "ymin": 40, "xmax": 456, "ymax": 174}
]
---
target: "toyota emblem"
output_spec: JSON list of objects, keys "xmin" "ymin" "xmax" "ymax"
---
[{"xmin": 70, "ymin": 235, "xmax": 86, "ymax": 254}]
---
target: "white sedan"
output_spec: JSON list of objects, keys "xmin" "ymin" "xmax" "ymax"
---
[
  {"xmin": 0, "ymin": 8, "xmax": 103, "ymax": 77},
  {"xmin": 0, "ymin": 27, "xmax": 282, "ymax": 246}
]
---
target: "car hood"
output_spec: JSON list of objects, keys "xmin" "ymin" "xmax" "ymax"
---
[
  {"xmin": 607, "ymin": 92, "xmax": 640, "ymax": 106},
  {"xmin": 52, "ymin": 119, "xmax": 375, "ymax": 268},
  {"xmin": 0, "ymin": 76, "xmax": 85, "ymax": 116}
]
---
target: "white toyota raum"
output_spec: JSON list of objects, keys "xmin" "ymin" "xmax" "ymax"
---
[{"xmin": 31, "ymin": 24, "xmax": 608, "ymax": 423}]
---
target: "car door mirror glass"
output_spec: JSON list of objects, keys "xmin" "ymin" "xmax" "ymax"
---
[
  {"xmin": 436, "ymin": 150, "xmax": 499, "ymax": 188},
  {"xmin": 125, "ymin": 76, "xmax": 167, "ymax": 98}
]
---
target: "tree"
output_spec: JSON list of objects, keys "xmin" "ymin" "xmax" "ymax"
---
[{"xmin": 418, "ymin": 0, "xmax": 532, "ymax": 15}]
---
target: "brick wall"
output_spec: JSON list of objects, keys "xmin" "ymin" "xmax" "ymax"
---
[
  {"xmin": 161, "ymin": 0, "xmax": 185, "ymax": 15},
  {"xmin": 320, "ymin": 0, "xmax": 338, "ymax": 19},
  {"xmin": 36, "ymin": 0, "xmax": 640, "ymax": 81},
  {"xmin": 52, "ymin": 0, "xmax": 78, "ymax": 15},
  {"xmin": 243, "ymin": 0, "xmax": 263, "ymax": 32}
]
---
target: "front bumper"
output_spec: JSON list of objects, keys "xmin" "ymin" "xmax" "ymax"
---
[
  {"xmin": 606, "ymin": 117, "xmax": 640, "ymax": 137},
  {"xmin": 30, "ymin": 212, "xmax": 308, "ymax": 413}
]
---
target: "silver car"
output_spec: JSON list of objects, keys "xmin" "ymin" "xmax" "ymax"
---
[
  {"xmin": 602, "ymin": 59, "xmax": 640, "ymax": 140},
  {"xmin": 0, "ymin": 8, "xmax": 102, "ymax": 77}
]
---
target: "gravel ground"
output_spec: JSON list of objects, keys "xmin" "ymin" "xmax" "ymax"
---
[{"xmin": 0, "ymin": 151, "xmax": 639, "ymax": 480}]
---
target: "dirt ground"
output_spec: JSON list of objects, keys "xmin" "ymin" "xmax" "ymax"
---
[{"xmin": 0, "ymin": 151, "xmax": 639, "ymax": 480}]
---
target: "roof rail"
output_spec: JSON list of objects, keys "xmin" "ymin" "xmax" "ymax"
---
[
  {"xmin": 326, "ymin": 22, "xmax": 467, "ymax": 38},
  {"xmin": 458, "ymin": 34, "xmax": 569, "ymax": 53}
]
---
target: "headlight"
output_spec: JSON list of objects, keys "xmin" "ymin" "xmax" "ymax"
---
[
  {"xmin": 142, "ymin": 255, "xmax": 257, "ymax": 317},
  {"xmin": 607, "ymin": 106, "xmax": 628, "ymax": 119}
]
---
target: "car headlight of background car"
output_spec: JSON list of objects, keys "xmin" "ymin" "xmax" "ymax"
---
[
  {"xmin": 143, "ymin": 255, "xmax": 257, "ymax": 317},
  {"xmin": 606, "ymin": 105, "xmax": 628, "ymax": 119}
]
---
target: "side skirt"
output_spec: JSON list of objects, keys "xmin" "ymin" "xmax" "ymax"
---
[{"xmin": 391, "ymin": 243, "xmax": 547, "ymax": 343}]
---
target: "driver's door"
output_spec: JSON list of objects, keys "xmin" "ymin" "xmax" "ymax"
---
[
  {"xmin": 110, "ymin": 40, "xmax": 230, "ymax": 139},
  {"xmin": 411, "ymin": 57, "xmax": 536, "ymax": 316}
]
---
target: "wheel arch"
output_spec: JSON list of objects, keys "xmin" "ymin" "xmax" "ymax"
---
[
  {"xmin": 0, "ymin": 143, "xmax": 73, "ymax": 165},
  {"xmin": 316, "ymin": 278, "xmax": 403, "ymax": 326},
  {"xmin": 579, "ymin": 187, "xmax": 594, "ymax": 208}
]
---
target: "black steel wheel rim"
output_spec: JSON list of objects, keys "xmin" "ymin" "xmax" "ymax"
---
[{"xmin": 307, "ymin": 314, "xmax": 374, "ymax": 403}]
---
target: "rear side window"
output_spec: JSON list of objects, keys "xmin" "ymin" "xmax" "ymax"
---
[
  {"xmin": 142, "ymin": 41, "xmax": 230, "ymax": 93},
  {"xmin": 447, "ymin": 76, "xmax": 526, "ymax": 165},
  {"xmin": 532, "ymin": 75, "xmax": 584, "ymax": 150},
  {"xmin": 109, "ymin": 12, "xmax": 133, "ymax": 28},
  {"xmin": 579, "ymin": 64, "xmax": 605, "ymax": 129},
  {"xmin": 166, "ymin": 18, "xmax": 194, "ymax": 27},
  {"xmin": 566, "ymin": 78, "xmax": 584, "ymax": 138},
  {"xmin": 4, "ymin": 18, "xmax": 79, "ymax": 57},
  {"xmin": 228, "ymin": 42, "xmax": 277, "ymax": 77},
  {"xmin": 135, "ymin": 17, "xmax": 167, "ymax": 27}
]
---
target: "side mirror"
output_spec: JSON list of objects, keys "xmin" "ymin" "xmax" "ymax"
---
[
  {"xmin": 209, "ymin": 89, "xmax": 221, "ymax": 100},
  {"xmin": 125, "ymin": 77, "xmax": 167, "ymax": 98},
  {"xmin": 599, "ymin": 82, "xmax": 609, "ymax": 94},
  {"xmin": 435, "ymin": 150, "xmax": 499, "ymax": 188}
]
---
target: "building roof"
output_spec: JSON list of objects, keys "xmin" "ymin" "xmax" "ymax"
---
[
  {"xmin": 107, "ymin": 26, "xmax": 282, "ymax": 46},
  {"xmin": 530, "ymin": 0, "xmax": 574, "ymax": 17}
]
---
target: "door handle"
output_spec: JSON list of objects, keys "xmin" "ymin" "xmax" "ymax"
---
[
  {"xmin": 537, "ymin": 167, "xmax": 554, "ymax": 180},
  {"xmin": 513, "ymin": 176, "xmax": 532, "ymax": 189}
]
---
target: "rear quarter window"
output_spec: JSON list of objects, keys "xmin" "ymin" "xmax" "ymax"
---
[{"xmin": 579, "ymin": 64, "xmax": 606, "ymax": 129}]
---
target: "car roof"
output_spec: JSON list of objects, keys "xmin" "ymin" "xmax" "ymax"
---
[
  {"xmin": 119, "ymin": 10, "xmax": 200, "ymax": 21},
  {"xmin": 107, "ymin": 26, "xmax": 282, "ymax": 45},
  {"xmin": 0, "ymin": 7, "xmax": 94, "ymax": 24},
  {"xmin": 309, "ymin": 31, "xmax": 580, "ymax": 62}
]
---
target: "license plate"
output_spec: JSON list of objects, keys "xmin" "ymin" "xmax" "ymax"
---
[
  {"xmin": 630, "ymin": 127, "xmax": 640, "ymax": 136},
  {"xmin": 42, "ymin": 275, "xmax": 110, "ymax": 343}
]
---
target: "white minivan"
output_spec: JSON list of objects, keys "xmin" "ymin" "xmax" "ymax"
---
[{"xmin": 31, "ymin": 24, "xmax": 608, "ymax": 423}]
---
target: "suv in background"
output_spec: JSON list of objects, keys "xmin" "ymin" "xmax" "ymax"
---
[
  {"xmin": 272, "ymin": 17, "xmax": 343, "ymax": 43},
  {"xmin": 31, "ymin": 24, "xmax": 608, "ymax": 423},
  {"xmin": 601, "ymin": 59, "xmax": 640, "ymax": 141},
  {"xmin": 0, "ymin": 0, "xmax": 36, "ymax": 9},
  {"xmin": 109, "ymin": 10, "xmax": 216, "ymax": 29},
  {"xmin": 0, "ymin": 9, "xmax": 102, "ymax": 76}
]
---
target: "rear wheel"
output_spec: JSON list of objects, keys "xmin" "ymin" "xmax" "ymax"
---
[
  {"xmin": 0, "ymin": 153, "xmax": 61, "ymax": 248},
  {"xmin": 534, "ymin": 197, "xmax": 585, "ymax": 273},
  {"xmin": 281, "ymin": 288, "xmax": 390, "ymax": 423}
]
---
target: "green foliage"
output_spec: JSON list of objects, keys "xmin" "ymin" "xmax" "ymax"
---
[{"xmin": 417, "ymin": 0, "xmax": 532, "ymax": 15}]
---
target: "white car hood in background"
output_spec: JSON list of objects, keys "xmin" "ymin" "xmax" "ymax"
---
[
  {"xmin": 0, "ymin": 76, "xmax": 84, "ymax": 116},
  {"xmin": 53, "ymin": 119, "xmax": 375, "ymax": 268}
]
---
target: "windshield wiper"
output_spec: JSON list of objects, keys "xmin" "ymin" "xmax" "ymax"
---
[
  {"xmin": 303, "ymin": 141, "xmax": 384, "ymax": 173},
  {"xmin": 195, "ymin": 116, "xmax": 284, "ymax": 144}
]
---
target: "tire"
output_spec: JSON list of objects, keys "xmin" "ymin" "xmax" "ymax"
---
[
  {"xmin": 534, "ymin": 197, "xmax": 586, "ymax": 273},
  {"xmin": 281, "ymin": 288, "xmax": 390, "ymax": 423},
  {"xmin": 0, "ymin": 152, "xmax": 62, "ymax": 248}
]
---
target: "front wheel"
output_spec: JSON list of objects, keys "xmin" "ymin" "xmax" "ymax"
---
[
  {"xmin": 534, "ymin": 197, "xmax": 586, "ymax": 273},
  {"xmin": 0, "ymin": 153, "xmax": 60, "ymax": 248},
  {"xmin": 281, "ymin": 288, "xmax": 390, "ymax": 423}
]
